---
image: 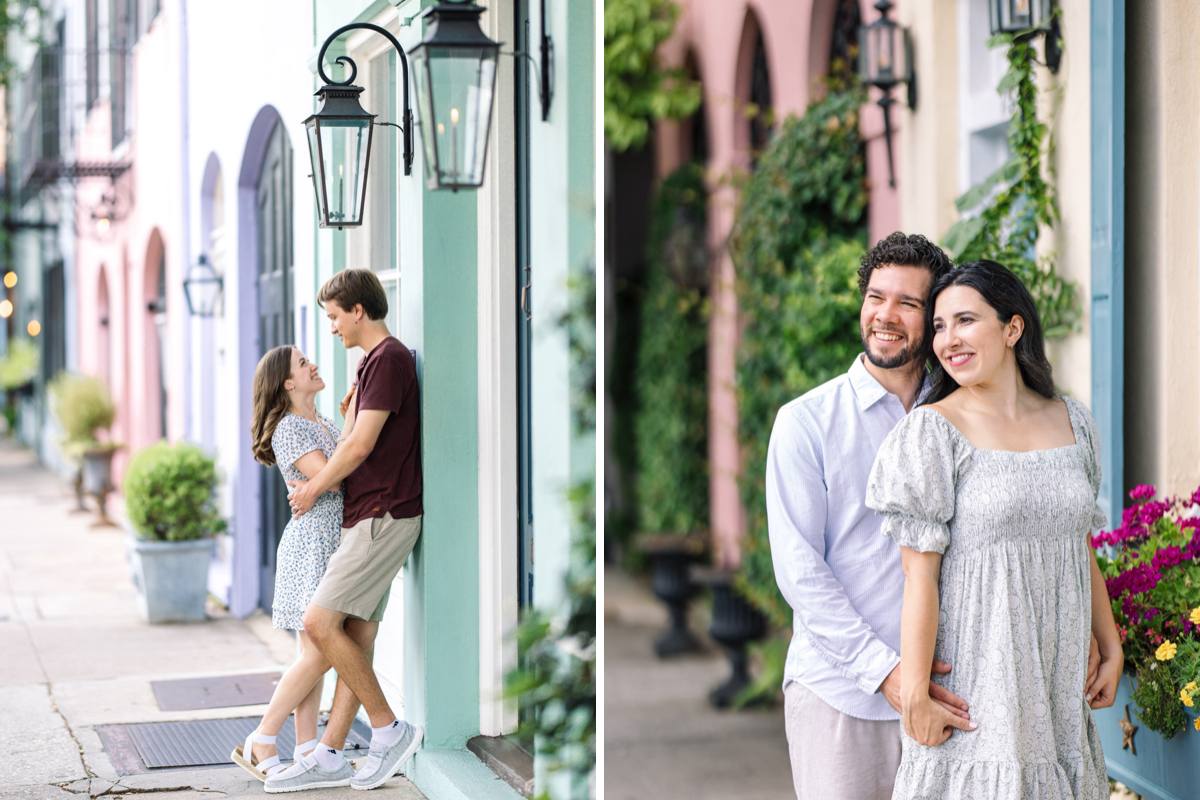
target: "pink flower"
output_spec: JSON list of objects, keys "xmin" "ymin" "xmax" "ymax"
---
[{"xmin": 1131, "ymin": 484, "xmax": 1158, "ymax": 502}]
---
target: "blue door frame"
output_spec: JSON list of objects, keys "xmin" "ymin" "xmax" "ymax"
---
[{"xmin": 1090, "ymin": 0, "xmax": 1124, "ymax": 528}]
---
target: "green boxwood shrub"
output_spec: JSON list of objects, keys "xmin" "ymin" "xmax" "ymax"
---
[
  {"xmin": 124, "ymin": 442, "xmax": 227, "ymax": 541},
  {"xmin": 632, "ymin": 162, "xmax": 710, "ymax": 537},
  {"xmin": 730, "ymin": 87, "xmax": 868, "ymax": 629}
]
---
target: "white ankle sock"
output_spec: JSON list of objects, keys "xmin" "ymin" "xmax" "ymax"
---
[
  {"xmin": 371, "ymin": 719, "xmax": 405, "ymax": 748},
  {"xmin": 312, "ymin": 742, "xmax": 343, "ymax": 770}
]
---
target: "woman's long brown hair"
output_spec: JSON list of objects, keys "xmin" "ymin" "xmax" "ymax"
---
[{"xmin": 250, "ymin": 345, "xmax": 295, "ymax": 466}]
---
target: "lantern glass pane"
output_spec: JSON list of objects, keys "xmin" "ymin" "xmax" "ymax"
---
[
  {"xmin": 413, "ymin": 52, "xmax": 440, "ymax": 184},
  {"xmin": 318, "ymin": 119, "xmax": 372, "ymax": 227},
  {"xmin": 993, "ymin": 0, "xmax": 1050, "ymax": 33},
  {"xmin": 306, "ymin": 122, "xmax": 327, "ymax": 225},
  {"xmin": 416, "ymin": 46, "xmax": 498, "ymax": 188}
]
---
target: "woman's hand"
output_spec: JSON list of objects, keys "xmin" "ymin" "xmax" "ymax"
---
[
  {"xmin": 902, "ymin": 692, "xmax": 977, "ymax": 746},
  {"xmin": 1087, "ymin": 647, "xmax": 1123, "ymax": 709}
]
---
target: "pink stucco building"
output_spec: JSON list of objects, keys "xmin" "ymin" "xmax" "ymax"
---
[{"xmin": 649, "ymin": 0, "xmax": 902, "ymax": 564}]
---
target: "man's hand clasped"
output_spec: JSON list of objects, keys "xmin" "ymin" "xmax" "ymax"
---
[
  {"xmin": 287, "ymin": 479, "xmax": 318, "ymax": 519},
  {"xmin": 883, "ymin": 660, "xmax": 977, "ymax": 747}
]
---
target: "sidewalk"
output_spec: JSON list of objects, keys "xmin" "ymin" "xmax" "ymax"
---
[
  {"xmin": 603, "ymin": 566, "xmax": 794, "ymax": 800},
  {"xmin": 0, "ymin": 439, "xmax": 423, "ymax": 799}
]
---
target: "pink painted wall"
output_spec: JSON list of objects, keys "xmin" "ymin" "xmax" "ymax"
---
[
  {"xmin": 73, "ymin": 9, "xmax": 186, "ymax": 484},
  {"xmin": 654, "ymin": 0, "xmax": 902, "ymax": 565}
]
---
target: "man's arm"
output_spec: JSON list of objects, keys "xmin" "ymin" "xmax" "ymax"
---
[
  {"xmin": 765, "ymin": 406, "xmax": 899, "ymax": 695},
  {"xmin": 288, "ymin": 409, "xmax": 388, "ymax": 516}
]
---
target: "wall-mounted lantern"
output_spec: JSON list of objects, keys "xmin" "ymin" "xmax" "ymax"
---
[
  {"xmin": 182, "ymin": 255, "xmax": 223, "ymax": 317},
  {"xmin": 988, "ymin": 0, "xmax": 1062, "ymax": 73},
  {"xmin": 410, "ymin": 2, "xmax": 501, "ymax": 191},
  {"xmin": 304, "ymin": 4, "xmax": 505, "ymax": 228},
  {"xmin": 858, "ymin": 0, "xmax": 916, "ymax": 189}
]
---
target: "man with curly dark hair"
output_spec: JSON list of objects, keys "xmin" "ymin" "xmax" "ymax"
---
[{"xmin": 765, "ymin": 232, "xmax": 963, "ymax": 799}]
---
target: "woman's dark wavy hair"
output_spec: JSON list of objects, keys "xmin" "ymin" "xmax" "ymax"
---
[{"xmin": 921, "ymin": 260, "xmax": 1056, "ymax": 405}]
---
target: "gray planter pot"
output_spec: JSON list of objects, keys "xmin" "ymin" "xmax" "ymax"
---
[
  {"xmin": 81, "ymin": 449, "xmax": 115, "ymax": 494},
  {"xmin": 127, "ymin": 534, "xmax": 214, "ymax": 623}
]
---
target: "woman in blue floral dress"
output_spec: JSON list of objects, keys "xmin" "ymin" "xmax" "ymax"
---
[{"xmin": 231, "ymin": 345, "xmax": 355, "ymax": 781}]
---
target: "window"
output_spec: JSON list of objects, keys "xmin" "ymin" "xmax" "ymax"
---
[
  {"xmin": 109, "ymin": 0, "xmax": 132, "ymax": 147},
  {"xmin": 348, "ymin": 49, "xmax": 401, "ymax": 335},
  {"xmin": 85, "ymin": 0, "xmax": 99, "ymax": 110},
  {"xmin": 957, "ymin": 0, "xmax": 1012, "ymax": 192}
]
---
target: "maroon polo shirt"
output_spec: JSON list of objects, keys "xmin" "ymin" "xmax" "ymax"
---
[{"xmin": 343, "ymin": 336, "xmax": 423, "ymax": 527}]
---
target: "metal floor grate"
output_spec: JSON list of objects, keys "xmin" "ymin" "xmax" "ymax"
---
[
  {"xmin": 96, "ymin": 716, "xmax": 371, "ymax": 771},
  {"xmin": 150, "ymin": 672, "xmax": 283, "ymax": 711}
]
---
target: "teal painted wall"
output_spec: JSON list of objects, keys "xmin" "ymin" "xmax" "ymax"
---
[
  {"xmin": 402, "ymin": 0, "xmax": 481, "ymax": 752},
  {"xmin": 406, "ymin": 185, "xmax": 481, "ymax": 749}
]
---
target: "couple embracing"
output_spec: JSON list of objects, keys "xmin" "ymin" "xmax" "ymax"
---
[
  {"xmin": 233, "ymin": 269, "xmax": 422, "ymax": 793},
  {"xmin": 768, "ymin": 233, "xmax": 1122, "ymax": 800}
]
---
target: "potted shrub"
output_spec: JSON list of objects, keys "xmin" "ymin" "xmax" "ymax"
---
[
  {"xmin": 124, "ymin": 442, "xmax": 226, "ymax": 623},
  {"xmin": 48, "ymin": 373, "xmax": 121, "ymax": 520},
  {"xmin": 1092, "ymin": 483, "xmax": 1200, "ymax": 799}
]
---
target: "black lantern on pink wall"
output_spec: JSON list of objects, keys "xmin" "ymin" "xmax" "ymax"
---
[{"xmin": 858, "ymin": 0, "xmax": 916, "ymax": 188}]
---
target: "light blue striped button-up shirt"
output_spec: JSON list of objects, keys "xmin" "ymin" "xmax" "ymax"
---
[{"xmin": 766, "ymin": 354, "xmax": 920, "ymax": 721}]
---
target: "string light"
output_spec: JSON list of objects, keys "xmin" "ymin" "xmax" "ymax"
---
[
  {"xmin": 2, "ymin": 272, "xmax": 16, "ymax": 288},
  {"xmin": 26, "ymin": 320, "xmax": 41, "ymax": 337}
]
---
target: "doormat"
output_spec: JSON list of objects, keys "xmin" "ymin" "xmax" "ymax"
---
[
  {"xmin": 150, "ymin": 672, "xmax": 283, "ymax": 711},
  {"xmin": 95, "ymin": 717, "xmax": 372, "ymax": 773}
]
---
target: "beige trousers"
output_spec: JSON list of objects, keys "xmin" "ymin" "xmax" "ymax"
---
[{"xmin": 784, "ymin": 681, "xmax": 902, "ymax": 800}]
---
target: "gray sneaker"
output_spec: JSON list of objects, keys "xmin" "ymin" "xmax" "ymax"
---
[
  {"xmin": 350, "ymin": 721, "xmax": 424, "ymax": 791},
  {"xmin": 264, "ymin": 752, "xmax": 353, "ymax": 793}
]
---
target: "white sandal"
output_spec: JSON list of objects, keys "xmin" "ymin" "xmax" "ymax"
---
[{"xmin": 230, "ymin": 729, "xmax": 285, "ymax": 781}]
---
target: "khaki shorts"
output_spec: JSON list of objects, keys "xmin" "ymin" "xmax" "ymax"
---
[{"xmin": 311, "ymin": 513, "xmax": 422, "ymax": 622}]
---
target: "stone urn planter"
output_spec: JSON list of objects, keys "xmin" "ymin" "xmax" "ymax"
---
[
  {"xmin": 635, "ymin": 533, "xmax": 707, "ymax": 658},
  {"xmin": 123, "ymin": 442, "xmax": 226, "ymax": 624},
  {"xmin": 693, "ymin": 566, "xmax": 768, "ymax": 709},
  {"xmin": 81, "ymin": 445, "xmax": 120, "ymax": 527},
  {"xmin": 1094, "ymin": 673, "xmax": 1200, "ymax": 800}
]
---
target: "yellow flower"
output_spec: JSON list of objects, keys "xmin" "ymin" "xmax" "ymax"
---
[
  {"xmin": 1191, "ymin": 607, "xmax": 1200, "ymax": 626},
  {"xmin": 1195, "ymin": 717, "xmax": 1200, "ymax": 732},
  {"xmin": 1182, "ymin": 689, "xmax": 1195, "ymax": 707},
  {"xmin": 1157, "ymin": 640, "xmax": 1179, "ymax": 661},
  {"xmin": 1187, "ymin": 681, "xmax": 1199, "ymax": 693}
]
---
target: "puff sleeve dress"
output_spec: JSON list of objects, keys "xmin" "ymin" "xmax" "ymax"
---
[
  {"xmin": 865, "ymin": 396, "xmax": 1108, "ymax": 800},
  {"xmin": 269, "ymin": 412, "xmax": 344, "ymax": 631}
]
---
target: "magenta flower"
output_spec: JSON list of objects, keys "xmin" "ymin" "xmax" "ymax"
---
[{"xmin": 1130, "ymin": 484, "xmax": 1158, "ymax": 502}]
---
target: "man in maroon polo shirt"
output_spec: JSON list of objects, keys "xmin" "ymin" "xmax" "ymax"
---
[{"xmin": 268, "ymin": 269, "xmax": 423, "ymax": 792}]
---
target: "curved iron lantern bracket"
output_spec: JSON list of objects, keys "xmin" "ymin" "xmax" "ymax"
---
[{"xmin": 315, "ymin": 22, "xmax": 415, "ymax": 176}]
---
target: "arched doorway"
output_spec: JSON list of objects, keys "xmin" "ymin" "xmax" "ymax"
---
[{"xmin": 242, "ymin": 112, "xmax": 294, "ymax": 612}]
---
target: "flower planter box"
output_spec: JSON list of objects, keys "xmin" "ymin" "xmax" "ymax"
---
[{"xmin": 1095, "ymin": 675, "xmax": 1200, "ymax": 800}]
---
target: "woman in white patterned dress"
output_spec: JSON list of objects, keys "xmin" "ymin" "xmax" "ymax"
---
[
  {"xmin": 230, "ymin": 345, "xmax": 356, "ymax": 781},
  {"xmin": 866, "ymin": 261, "xmax": 1123, "ymax": 799}
]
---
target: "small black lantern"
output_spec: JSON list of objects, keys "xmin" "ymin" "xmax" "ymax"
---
[
  {"xmin": 410, "ymin": 2, "xmax": 501, "ymax": 191},
  {"xmin": 182, "ymin": 254, "xmax": 223, "ymax": 317},
  {"xmin": 988, "ymin": 0, "xmax": 1061, "ymax": 73},
  {"xmin": 858, "ymin": 0, "xmax": 916, "ymax": 188}
]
